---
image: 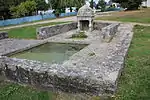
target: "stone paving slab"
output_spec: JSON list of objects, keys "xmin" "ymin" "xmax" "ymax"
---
[
  {"xmin": 46, "ymin": 30, "xmax": 102, "ymax": 44},
  {"xmin": 0, "ymin": 39, "xmax": 46, "ymax": 56}
]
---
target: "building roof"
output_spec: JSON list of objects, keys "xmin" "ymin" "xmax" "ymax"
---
[{"xmin": 77, "ymin": 5, "xmax": 94, "ymax": 17}]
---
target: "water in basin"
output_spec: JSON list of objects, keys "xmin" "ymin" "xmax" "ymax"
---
[{"xmin": 10, "ymin": 43, "xmax": 87, "ymax": 64}]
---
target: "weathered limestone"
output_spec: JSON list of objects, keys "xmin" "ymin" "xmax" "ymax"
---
[
  {"xmin": 77, "ymin": 5, "xmax": 94, "ymax": 32},
  {"xmin": 0, "ymin": 5, "xmax": 133, "ymax": 96},
  {"xmin": 37, "ymin": 22, "xmax": 110, "ymax": 40},
  {"xmin": 37, "ymin": 22, "xmax": 77, "ymax": 39},
  {"xmin": 93, "ymin": 22, "xmax": 110, "ymax": 30},
  {"xmin": 0, "ymin": 23, "xmax": 134, "ymax": 96},
  {"xmin": 0, "ymin": 32, "xmax": 8, "ymax": 40},
  {"xmin": 0, "ymin": 39, "xmax": 46, "ymax": 56},
  {"xmin": 101, "ymin": 23, "xmax": 120, "ymax": 42}
]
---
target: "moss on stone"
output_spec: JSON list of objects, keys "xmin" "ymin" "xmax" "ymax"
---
[{"xmin": 71, "ymin": 32, "xmax": 88, "ymax": 39}]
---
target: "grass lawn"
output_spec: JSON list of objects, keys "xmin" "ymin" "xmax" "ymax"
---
[
  {"xmin": 115, "ymin": 25, "xmax": 150, "ymax": 100},
  {"xmin": 0, "ymin": 22, "xmax": 68, "ymax": 39},
  {"xmin": 95, "ymin": 8, "xmax": 150, "ymax": 24},
  {"xmin": 0, "ymin": 82, "xmax": 56, "ymax": 100},
  {"xmin": 0, "ymin": 25, "xmax": 150, "ymax": 100}
]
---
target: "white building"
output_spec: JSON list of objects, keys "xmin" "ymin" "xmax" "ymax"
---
[{"xmin": 142, "ymin": 0, "xmax": 150, "ymax": 7}]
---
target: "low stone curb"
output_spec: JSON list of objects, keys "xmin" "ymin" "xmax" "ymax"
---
[{"xmin": 0, "ymin": 32, "xmax": 8, "ymax": 40}]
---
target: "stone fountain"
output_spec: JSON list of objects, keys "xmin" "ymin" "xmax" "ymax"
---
[
  {"xmin": 0, "ymin": 4, "xmax": 134, "ymax": 98},
  {"xmin": 77, "ymin": 5, "xmax": 94, "ymax": 33}
]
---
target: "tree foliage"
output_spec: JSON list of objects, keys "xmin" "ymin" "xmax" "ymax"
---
[
  {"xmin": 75, "ymin": 0, "xmax": 85, "ymax": 8},
  {"xmin": 10, "ymin": 0, "xmax": 37, "ymax": 18},
  {"xmin": 0, "ymin": 0, "xmax": 85, "ymax": 19},
  {"xmin": 48, "ymin": 0, "xmax": 85, "ymax": 16},
  {"xmin": 0, "ymin": 0, "xmax": 26, "ymax": 19},
  {"xmin": 0, "ymin": 0, "xmax": 49, "ymax": 19},
  {"xmin": 113, "ymin": 0, "xmax": 143, "ymax": 10},
  {"xmin": 97, "ymin": 0, "xmax": 106, "ymax": 12},
  {"xmin": 34, "ymin": 0, "xmax": 49, "ymax": 11},
  {"xmin": 90, "ymin": 0, "xmax": 94, "ymax": 8},
  {"xmin": 65, "ymin": 0, "xmax": 85, "ymax": 11}
]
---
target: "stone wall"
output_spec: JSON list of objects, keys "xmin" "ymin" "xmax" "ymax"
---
[
  {"xmin": 0, "ymin": 32, "xmax": 8, "ymax": 40},
  {"xmin": 37, "ymin": 22, "xmax": 77, "ymax": 39},
  {"xmin": 101, "ymin": 23, "xmax": 120, "ymax": 42},
  {"xmin": 36, "ymin": 22, "xmax": 110, "ymax": 40},
  {"xmin": 0, "ymin": 56, "xmax": 104, "ymax": 95},
  {"xmin": 93, "ymin": 22, "xmax": 110, "ymax": 30}
]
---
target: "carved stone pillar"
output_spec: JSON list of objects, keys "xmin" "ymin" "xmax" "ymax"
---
[
  {"xmin": 77, "ymin": 5, "xmax": 94, "ymax": 33},
  {"xmin": 77, "ymin": 20, "xmax": 80, "ymax": 32},
  {"xmin": 89, "ymin": 19, "xmax": 92, "ymax": 32}
]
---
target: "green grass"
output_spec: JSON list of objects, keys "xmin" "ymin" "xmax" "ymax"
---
[
  {"xmin": 114, "ymin": 25, "xmax": 150, "ymax": 100},
  {"xmin": 1, "ymin": 25, "xmax": 150, "ymax": 100},
  {"xmin": 0, "ymin": 22, "xmax": 68, "ymax": 39},
  {"xmin": 96, "ymin": 8, "xmax": 150, "ymax": 24},
  {"xmin": 0, "ymin": 81, "xmax": 55, "ymax": 100}
]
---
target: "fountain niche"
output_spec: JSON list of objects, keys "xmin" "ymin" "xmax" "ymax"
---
[{"xmin": 77, "ymin": 5, "xmax": 94, "ymax": 32}]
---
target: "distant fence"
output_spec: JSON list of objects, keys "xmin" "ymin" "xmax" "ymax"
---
[{"xmin": 0, "ymin": 12, "xmax": 77, "ymax": 26}]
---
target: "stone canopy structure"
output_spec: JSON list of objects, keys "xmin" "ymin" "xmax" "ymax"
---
[{"xmin": 77, "ymin": 5, "xmax": 94, "ymax": 32}]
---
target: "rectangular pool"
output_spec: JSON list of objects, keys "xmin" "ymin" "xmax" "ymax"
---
[{"xmin": 10, "ymin": 43, "xmax": 88, "ymax": 64}]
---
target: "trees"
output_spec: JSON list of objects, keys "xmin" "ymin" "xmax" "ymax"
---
[
  {"xmin": 35, "ymin": 0, "xmax": 49, "ymax": 11},
  {"xmin": 97, "ymin": 0, "xmax": 106, "ymax": 12},
  {"xmin": 0, "ymin": 0, "xmax": 49, "ymax": 19},
  {"xmin": 65, "ymin": 0, "xmax": 74, "ymax": 12},
  {"xmin": 10, "ymin": 0, "xmax": 37, "ymax": 18},
  {"xmin": 75, "ymin": 0, "xmax": 85, "ymax": 8},
  {"xmin": 0, "ymin": 0, "xmax": 85, "ymax": 19},
  {"xmin": 90, "ymin": 0, "xmax": 94, "ymax": 8},
  {"xmin": 113, "ymin": 0, "xmax": 143, "ymax": 10},
  {"xmin": 48, "ymin": 0, "xmax": 63, "ymax": 17},
  {"xmin": 48, "ymin": 0, "xmax": 85, "ymax": 17},
  {"xmin": 0, "ymin": 0, "xmax": 27, "ymax": 19},
  {"xmin": 65, "ymin": 0, "xmax": 85, "ymax": 11}
]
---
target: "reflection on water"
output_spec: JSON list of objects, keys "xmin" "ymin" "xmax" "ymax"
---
[{"xmin": 10, "ymin": 43, "xmax": 88, "ymax": 64}]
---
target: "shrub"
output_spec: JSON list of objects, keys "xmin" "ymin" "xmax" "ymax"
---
[
  {"xmin": 10, "ymin": 1, "xmax": 37, "ymax": 18},
  {"xmin": 71, "ymin": 32, "xmax": 88, "ymax": 39}
]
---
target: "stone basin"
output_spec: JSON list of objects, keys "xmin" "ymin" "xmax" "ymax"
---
[
  {"xmin": 0, "ymin": 22, "xmax": 133, "ymax": 96},
  {"xmin": 10, "ymin": 43, "xmax": 88, "ymax": 64}
]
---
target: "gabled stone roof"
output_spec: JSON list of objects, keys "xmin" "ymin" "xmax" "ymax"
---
[{"xmin": 77, "ymin": 5, "xmax": 94, "ymax": 17}]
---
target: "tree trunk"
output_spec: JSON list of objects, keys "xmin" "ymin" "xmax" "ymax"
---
[{"xmin": 70, "ymin": 7, "xmax": 72, "ymax": 12}]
